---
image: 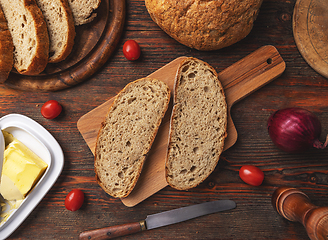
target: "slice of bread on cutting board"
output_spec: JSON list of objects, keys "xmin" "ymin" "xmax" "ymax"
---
[
  {"xmin": 67, "ymin": 0, "xmax": 101, "ymax": 26},
  {"xmin": 165, "ymin": 57, "xmax": 227, "ymax": 190},
  {"xmin": 0, "ymin": 5, "xmax": 13, "ymax": 83},
  {"xmin": 0, "ymin": 0, "xmax": 49, "ymax": 75},
  {"xmin": 94, "ymin": 78, "xmax": 171, "ymax": 198},
  {"xmin": 35, "ymin": 0, "xmax": 75, "ymax": 63}
]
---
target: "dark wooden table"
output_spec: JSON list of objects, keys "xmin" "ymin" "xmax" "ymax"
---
[{"xmin": 2, "ymin": 0, "xmax": 328, "ymax": 239}]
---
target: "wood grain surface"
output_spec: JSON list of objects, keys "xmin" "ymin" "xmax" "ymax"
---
[
  {"xmin": 1, "ymin": 0, "xmax": 328, "ymax": 239},
  {"xmin": 77, "ymin": 45, "xmax": 286, "ymax": 207}
]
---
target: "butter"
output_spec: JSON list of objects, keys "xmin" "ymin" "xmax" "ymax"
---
[
  {"xmin": 0, "ymin": 175, "xmax": 24, "ymax": 200},
  {"xmin": 0, "ymin": 132, "xmax": 48, "ymax": 201}
]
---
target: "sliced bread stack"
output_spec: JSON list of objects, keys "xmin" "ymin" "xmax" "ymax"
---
[
  {"xmin": 0, "ymin": 0, "xmax": 49, "ymax": 75},
  {"xmin": 94, "ymin": 78, "xmax": 171, "ymax": 198},
  {"xmin": 165, "ymin": 57, "xmax": 228, "ymax": 190},
  {"xmin": 0, "ymin": 0, "xmax": 101, "ymax": 77}
]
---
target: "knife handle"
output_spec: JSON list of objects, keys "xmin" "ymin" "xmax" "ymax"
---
[
  {"xmin": 272, "ymin": 186, "xmax": 328, "ymax": 240},
  {"xmin": 79, "ymin": 220, "xmax": 146, "ymax": 240}
]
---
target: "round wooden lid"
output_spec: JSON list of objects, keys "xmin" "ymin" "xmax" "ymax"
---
[
  {"xmin": 293, "ymin": 0, "xmax": 328, "ymax": 78},
  {"xmin": 4, "ymin": 0, "xmax": 125, "ymax": 92}
]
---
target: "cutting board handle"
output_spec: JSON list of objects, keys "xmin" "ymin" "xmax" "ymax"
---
[
  {"xmin": 272, "ymin": 186, "xmax": 328, "ymax": 240},
  {"xmin": 219, "ymin": 45, "xmax": 286, "ymax": 108},
  {"xmin": 220, "ymin": 45, "xmax": 285, "ymax": 151}
]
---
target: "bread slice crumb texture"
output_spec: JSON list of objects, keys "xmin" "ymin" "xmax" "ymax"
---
[
  {"xmin": 95, "ymin": 78, "xmax": 170, "ymax": 198},
  {"xmin": 166, "ymin": 58, "xmax": 227, "ymax": 190},
  {"xmin": 35, "ymin": 0, "xmax": 75, "ymax": 63},
  {"xmin": 0, "ymin": 0, "xmax": 49, "ymax": 75}
]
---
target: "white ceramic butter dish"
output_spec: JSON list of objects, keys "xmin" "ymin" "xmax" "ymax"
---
[{"xmin": 0, "ymin": 114, "xmax": 64, "ymax": 240}]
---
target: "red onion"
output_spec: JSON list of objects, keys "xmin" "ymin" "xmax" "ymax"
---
[{"xmin": 267, "ymin": 107, "xmax": 328, "ymax": 152}]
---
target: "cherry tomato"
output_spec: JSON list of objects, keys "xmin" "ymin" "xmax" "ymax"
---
[
  {"xmin": 239, "ymin": 165, "xmax": 264, "ymax": 186},
  {"xmin": 41, "ymin": 100, "xmax": 62, "ymax": 119},
  {"xmin": 65, "ymin": 189, "xmax": 84, "ymax": 211},
  {"xmin": 123, "ymin": 40, "xmax": 141, "ymax": 60}
]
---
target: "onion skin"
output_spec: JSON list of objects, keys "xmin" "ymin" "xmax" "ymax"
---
[{"xmin": 267, "ymin": 107, "xmax": 328, "ymax": 152}]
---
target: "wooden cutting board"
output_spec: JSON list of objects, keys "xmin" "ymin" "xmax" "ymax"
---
[
  {"xmin": 77, "ymin": 45, "xmax": 286, "ymax": 207},
  {"xmin": 293, "ymin": 0, "xmax": 328, "ymax": 78}
]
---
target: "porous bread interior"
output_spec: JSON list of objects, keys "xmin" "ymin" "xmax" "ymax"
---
[
  {"xmin": 67, "ymin": 0, "xmax": 100, "ymax": 25},
  {"xmin": 35, "ymin": 0, "xmax": 71, "ymax": 62},
  {"xmin": 95, "ymin": 78, "xmax": 170, "ymax": 198},
  {"xmin": 166, "ymin": 58, "xmax": 227, "ymax": 190},
  {"xmin": 0, "ymin": 0, "xmax": 38, "ymax": 72}
]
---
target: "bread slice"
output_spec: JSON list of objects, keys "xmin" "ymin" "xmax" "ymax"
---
[
  {"xmin": 94, "ymin": 78, "xmax": 170, "ymax": 198},
  {"xmin": 165, "ymin": 57, "xmax": 227, "ymax": 190},
  {"xmin": 67, "ymin": 0, "xmax": 101, "ymax": 26},
  {"xmin": 0, "ymin": 0, "xmax": 49, "ymax": 75},
  {"xmin": 35, "ymin": 0, "xmax": 75, "ymax": 63},
  {"xmin": 0, "ymin": 5, "xmax": 13, "ymax": 83}
]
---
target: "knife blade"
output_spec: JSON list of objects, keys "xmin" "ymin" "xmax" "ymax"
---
[{"xmin": 79, "ymin": 199, "xmax": 236, "ymax": 240}]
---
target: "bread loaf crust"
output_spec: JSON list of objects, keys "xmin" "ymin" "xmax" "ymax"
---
[
  {"xmin": 0, "ymin": 5, "xmax": 13, "ymax": 83},
  {"xmin": 145, "ymin": 0, "xmax": 263, "ymax": 51},
  {"xmin": 0, "ymin": 0, "xmax": 49, "ymax": 75},
  {"xmin": 94, "ymin": 78, "xmax": 170, "ymax": 198},
  {"xmin": 36, "ymin": 0, "xmax": 75, "ymax": 63},
  {"xmin": 166, "ymin": 57, "xmax": 227, "ymax": 190}
]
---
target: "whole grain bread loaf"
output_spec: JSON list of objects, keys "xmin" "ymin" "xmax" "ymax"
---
[
  {"xmin": 94, "ymin": 78, "xmax": 170, "ymax": 198},
  {"xmin": 145, "ymin": 0, "xmax": 263, "ymax": 51},
  {"xmin": 68, "ymin": 0, "xmax": 101, "ymax": 25},
  {"xmin": 35, "ymin": 0, "xmax": 75, "ymax": 63},
  {"xmin": 0, "ymin": 5, "xmax": 13, "ymax": 83},
  {"xmin": 165, "ymin": 57, "xmax": 227, "ymax": 190},
  {"xmin": 0, "ymin": 0, "xmax": 49, "ymax": 75}
]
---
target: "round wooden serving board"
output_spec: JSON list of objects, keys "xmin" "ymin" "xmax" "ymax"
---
[
  {"xmin": 4, "ymin": 0, "xmax": 125, "ymax": 92},
  {"xmin": 293, "ymin": 0, "xmax": 328, "ymax": 78}
]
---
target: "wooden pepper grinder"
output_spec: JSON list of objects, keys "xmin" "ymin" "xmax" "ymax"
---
[{"xmin": 272, "ymin": 186, "xmax": 328, "ymax": 240}]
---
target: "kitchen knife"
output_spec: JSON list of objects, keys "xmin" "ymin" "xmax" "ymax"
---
[{"xmin": 79, "ymin": 199, "xmax": 236, "ymax": 240}]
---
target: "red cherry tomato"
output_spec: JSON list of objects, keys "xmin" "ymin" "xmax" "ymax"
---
[
  {"xmin": 41, "ymin": 100, "xmax": 62, "ymax": 119},
  {"xmin": 239, "ymin": 165, "xmax": 264, "ymax": 186},
  {"xmin": 65, "ymin": 189, "xmax": 84, "ymax": 211},
  {"xmin": 123, "ymin": 40, "xmax": 141, "ymax": 60}
]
